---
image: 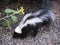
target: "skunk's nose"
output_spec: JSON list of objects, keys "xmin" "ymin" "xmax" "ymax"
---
[{"xmin": 13, "ymin": 32, "xmax": 21, "ymax": 38}]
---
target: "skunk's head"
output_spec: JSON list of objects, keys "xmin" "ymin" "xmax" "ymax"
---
[
  {"xmin": 14, "ymin": 24, "xmax": 31, "ymax": 34},
  {"xmin": 13, "ymin": 24, "xmax": 30, "ymax": 38}
]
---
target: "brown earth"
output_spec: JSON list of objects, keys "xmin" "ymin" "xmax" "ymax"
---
[{"xmin": 0, "ymin": 1, "xmax": 60, "ymax": 45}]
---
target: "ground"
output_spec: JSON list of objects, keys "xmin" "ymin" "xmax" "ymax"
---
[{"xmin": 0, "ymin": 1, "xmax": 60, "ymax": 45}]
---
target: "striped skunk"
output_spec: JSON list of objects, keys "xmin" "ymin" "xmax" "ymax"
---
[{"xmin": 13, "ymin": 9, "xmax": 55, "ymax": 38}]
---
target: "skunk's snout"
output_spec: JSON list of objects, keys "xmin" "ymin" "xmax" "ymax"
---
[{"xmin": 15, "ymin": 26, "xmax": 22, "ymax": 34}]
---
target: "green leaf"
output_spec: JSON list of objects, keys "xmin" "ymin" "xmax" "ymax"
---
[
  {"xmin": 6, "ymin": 19, "xmax": 11, "ymax": 29},
  {"xmin": 11, "ymin": 16, "xmax": 17, "ymax": 23},
  {"xmin": 5, "ymin": 8, "xmax": 15, "ymax": 13}
]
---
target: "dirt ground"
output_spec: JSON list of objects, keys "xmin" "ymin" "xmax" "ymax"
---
[{"xmin": 0, "ymin": 1, "xmax": 60, "ymax": 45}]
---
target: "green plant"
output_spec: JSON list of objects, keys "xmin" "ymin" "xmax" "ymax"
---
[{"xmin": 0, "ymin": 6, "xmax": 25, "ymax": 30}]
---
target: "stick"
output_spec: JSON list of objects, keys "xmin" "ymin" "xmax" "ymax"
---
[{"xmin": 0, "ymin": 12, "xmax": 20, "ymax": 21}]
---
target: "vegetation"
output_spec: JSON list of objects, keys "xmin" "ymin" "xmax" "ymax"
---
[{"xmin": 0, "ymin": 6, "xmax": 25, "ymax": 30}]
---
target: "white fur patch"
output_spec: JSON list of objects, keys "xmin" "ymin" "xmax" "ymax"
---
[
  {"xmin": 21, "ymin": 17, "xmax": 43, "ymax": 29},
  {"xmin": 19, "ymin": 13, "xmax": 32, "ymax": 28},
  {"xmin": 40, "ymin": 10, "xmax": 55, "ymax": 21},
  {"xmin": 19, "ymin": 10, "xmax": 42, "ymax": 28},
  {"xmin": 15, "ymin": 26, "xmax": 22, "ymax": 34},
  {"xmin": 49, "ymin": 11, "xmax": 56, "ymax": 22}
]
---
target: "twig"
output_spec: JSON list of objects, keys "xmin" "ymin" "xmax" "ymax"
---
[{"xmin": 0, "ymin": 12, "xmax": 19, "ymax": 21}]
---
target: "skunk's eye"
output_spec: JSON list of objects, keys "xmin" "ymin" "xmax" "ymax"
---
[{"xmin": 27, "ymin": 24, "xmax": 30, "ymax": 27}]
